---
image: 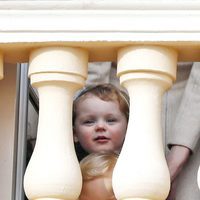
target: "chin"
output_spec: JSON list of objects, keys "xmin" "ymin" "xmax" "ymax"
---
[{"xmin": 96, "ymin": 149, "xmax": 114, "ymax": 153}]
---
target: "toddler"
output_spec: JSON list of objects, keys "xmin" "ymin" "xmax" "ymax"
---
[{"xmin": 73, "ymin": 83, "xmax": 129, "ymax": 158}]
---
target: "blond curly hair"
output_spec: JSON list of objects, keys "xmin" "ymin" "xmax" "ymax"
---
[{"xmin": 80, "ymin": 152, "xmax": 118, "ymax": 181}]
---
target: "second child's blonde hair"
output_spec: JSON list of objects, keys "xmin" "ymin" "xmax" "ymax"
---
[{"xmin": 80, "ymin": 152, "xmax": 118, "ymax": 181}]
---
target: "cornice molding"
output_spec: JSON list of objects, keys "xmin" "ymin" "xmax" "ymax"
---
[
  {"xmin": 1, "ymin": 0, "xmax": 200, "ymax": 10},
  {"xmin": 0, "ymin": 0, "xmax": 200, "ymax": 42}
]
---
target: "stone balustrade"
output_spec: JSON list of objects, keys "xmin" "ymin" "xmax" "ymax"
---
[{"xmin": 0, "ymin": 1, "xmax": 200, "ymax": 200}]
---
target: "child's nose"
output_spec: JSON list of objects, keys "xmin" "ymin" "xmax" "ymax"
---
[{"xmin": 95, "ymin": 120, "xmax": 106, "ymax": 131}]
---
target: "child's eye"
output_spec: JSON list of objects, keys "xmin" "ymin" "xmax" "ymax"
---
[
  {"xmin": 83, "ymin": 120, "xmax": 95, "ymax": 125},
  {"xmin": 107, "ymin": 118, "xmax": 117, "ymax": 123}
]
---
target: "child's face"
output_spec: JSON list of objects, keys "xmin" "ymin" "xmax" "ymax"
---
[
  {"xmin": 79, "ymin": 177, "xmax": 116, "ymax": 200},
  {"xmin": 74, "ymin": 95, "xmax": 127, "ymax": 154}
]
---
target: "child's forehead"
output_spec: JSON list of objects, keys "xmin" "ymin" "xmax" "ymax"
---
[
  {"xmin": 76, "ymin": 93, "xmax": 108, "ymax": 103},
  {"xmin": 76, "ymin": 94, "xmax": 95, "ymax": 105},
  {"xmin": 78, "ymin": 92, "xmax": 118, "ymax": 103},
  {"xmin": 77, "ymin": 96, "xmax": 120, "ymax": 111}
]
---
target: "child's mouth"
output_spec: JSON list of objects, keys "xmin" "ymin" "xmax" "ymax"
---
[{"xmin": 94, "ymin": 135, "xmax": 110, "ymax": 143}]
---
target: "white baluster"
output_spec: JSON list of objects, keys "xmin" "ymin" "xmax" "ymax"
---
[
  {"xmin": 113, "ymin": 45, "xmax": 177, "ymax": 200},
  {"xmin": 197, "ymin": 164, "xmax": 200, "ymax": 189},
  {"xmin": 24, "ymin": 47, "xmax": 88, "ymax": 200}
]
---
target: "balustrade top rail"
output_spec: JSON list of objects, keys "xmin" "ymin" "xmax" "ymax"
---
[{"xmin": 1, "ymin": 0, "xmax": 200, "ymax": 62}]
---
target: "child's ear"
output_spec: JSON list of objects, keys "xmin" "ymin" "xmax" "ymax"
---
[
  {"xmin": 73, "ymin": 129, "xmax": 79, "ymax": 143},
  {"xmin": 73, "ymin": 135, "xmax": 79, "ymax": 143}
]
